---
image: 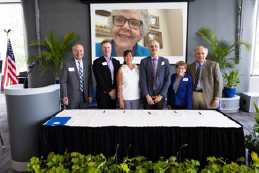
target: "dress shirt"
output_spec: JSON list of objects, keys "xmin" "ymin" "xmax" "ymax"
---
[
  {"xmin": 151, "ymin": 56, "xmax": 159, "ymax": 69},
  {"xmin": 173, "ymin": 74, "xmax": 184, "ymax": 93},
  {"xmin": 74, "ymin": 58, "xmax": 83, "ymax": 75},
  {"xmin": 104, "ymin": 56, "xmax": 114, "ymax": 85},
  {"xmin": 195, "ymin": 61, "xmax": 204, "ymax": 89}
]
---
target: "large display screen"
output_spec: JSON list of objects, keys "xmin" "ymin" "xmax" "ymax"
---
[{"xmin": 90, "ymin": 2, "xmax": 188, "ymax": 64}]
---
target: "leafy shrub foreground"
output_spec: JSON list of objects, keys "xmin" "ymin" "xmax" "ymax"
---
[{"xmin": 28, "ymin": 151, "xmax": 259, "ymax": 173}]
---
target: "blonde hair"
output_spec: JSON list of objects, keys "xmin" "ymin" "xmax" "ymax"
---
[{"xmin": 175, "ymin": 61, "xmax": 187, "ymax": 70}]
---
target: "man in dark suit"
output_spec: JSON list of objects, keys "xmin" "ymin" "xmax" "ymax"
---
[
  {"xmin": 140, "ymin": 40, "xmax": 170, "ymax": 109},
  {"xmin": 186, "ymin": 46, "xmax": 223, "ymax": 109},
  {"xmin": 93, "ymin": 40, "xmax": 120, "ymax": 109},
  {"xmin": 60, "ymin": 43, "xmax": 93, "ymax": 109}
]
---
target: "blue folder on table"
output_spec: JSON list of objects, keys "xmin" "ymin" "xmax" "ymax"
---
[{"xmin": 44, "ymin": 117, "xmax": 71, "ymax": 126}]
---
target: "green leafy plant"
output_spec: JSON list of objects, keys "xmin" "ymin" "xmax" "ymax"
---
[
  {"xmin": 222, "ymin": 69, "xmax": 243, "ymax": 88},
  {"xmin": 28, "ymin": 151, "xmax": 259, "ymax": 172},
  {"xmin": 200, "ymin": 156, "xmax": 247, "ymax": 173},
  {"xmin": 197, "ymin": 26, "xmax": 251, "ymax": 69},
  {"xmin": 28, "ymin": 31, "xmax": 79, "ymax": 79},
  {"xmin": 245, "ymin": 102, "xmax": 259, "ymax": 155}
]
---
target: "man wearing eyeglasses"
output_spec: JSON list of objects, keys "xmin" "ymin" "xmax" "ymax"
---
[
  {"xmin": 95, "ymin": 9, "xmax": 151, "ymax": 57},
  {"xmin": 140, "ymin": 40, "xmax": 170, "ymax": 109}
]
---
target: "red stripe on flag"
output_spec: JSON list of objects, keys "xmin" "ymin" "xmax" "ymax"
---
[{"xmin": 1, "ymin": 39, "xmax": 18, "ymax": 88}]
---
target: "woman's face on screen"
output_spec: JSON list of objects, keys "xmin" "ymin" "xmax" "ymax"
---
[{"xmin": 112, "ymin": 10, "xmax": 143, "ymax": 51}]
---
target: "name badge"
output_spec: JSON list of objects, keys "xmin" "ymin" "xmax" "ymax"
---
[
  {"xmin": 161, "ymin": 61, "xmax": 165, "ymax": 65},
  {"xmin": 68, "ymin": 67, "xmax": 75, "ymax": 72},
  {"xmin": 102, "ymin": 62, "xmax": 107, "ymax": 66},
  {"xmin": 183, "ymin": 78, "xmax": 188, "ymax": 81}
]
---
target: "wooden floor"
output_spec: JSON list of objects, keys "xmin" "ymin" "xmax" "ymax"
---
[{"xmin": 0, "ymin": 93, "xmax": 256, "ymax": 172}]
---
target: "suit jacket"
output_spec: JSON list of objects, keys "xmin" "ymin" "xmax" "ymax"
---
[
  {"xmin": 140, "ymin": 56, "xmax": 170, "ymax": 97},
  {"xmin": 186, "ymin": 60, "xmax": 223, "ymax": 108},
  {"xmin": 60, "ymin": 57, "xmax": 93, "ymax": 108},
  {"xmin": 167, "ymin": 73, "xmax": 193, "ymax": 109},
  {"xmin": 93, "ymin": 56, "xmax": 120, "ymax": 105}
]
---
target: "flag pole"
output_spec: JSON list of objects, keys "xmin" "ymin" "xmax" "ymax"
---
[
  {"xmin": 1, "ymin": 30, "xmax": 10, "ymax": 88},
  {"xmin": 3, "ymin": 29, "xmax": 11, "ymax": 51},
  {"xmin": 4, "ymin": 29, "xmax": 11, "ymax": 86}
]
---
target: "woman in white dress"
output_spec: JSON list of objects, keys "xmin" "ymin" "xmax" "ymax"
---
[{"xmin": 117, "ymin": 50, "xmax": 140, "ymax": 109}]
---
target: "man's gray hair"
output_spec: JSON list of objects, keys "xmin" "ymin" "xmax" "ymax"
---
[
  {"xmin": 72, "ymin": 43, "xmax": 84, "ymax": 52},
  {"xmin": 108, "ymin": 9, "xmax": 151, "ymax": 39},
  {"xmin": 193, "ymin": 46, "xmax": 208, "ymax": 56}
]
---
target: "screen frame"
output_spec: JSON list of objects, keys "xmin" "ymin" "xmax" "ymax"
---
[{"xmin": 90, "ymin": 2, "xmax": 188, "ymax": 64}]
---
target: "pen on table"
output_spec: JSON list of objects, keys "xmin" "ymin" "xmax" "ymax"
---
[
  {"xmin": 199, "ymin": 112, "xmax": 202, "ymax": 115},
  {"xmin": 174, "ymin": 110, "xmax": 177, "ymax": 113},
  {"xmin": 123, "ymin": 110, "xmax": 125, "ymax": 113},
  {"xmin": 103, "ymin": 110, "xmax": 105, "ymax": 113},
  {"xmin": 148, "ymin": 112, "xmax": 151, "ymax": 114}
]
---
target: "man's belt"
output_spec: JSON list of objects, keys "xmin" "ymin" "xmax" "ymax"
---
[{"xmin": 193, "ymin": 88, "xmax": 203, "ymax": 92}]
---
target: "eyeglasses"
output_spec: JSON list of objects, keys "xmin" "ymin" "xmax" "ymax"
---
[
  {"xmin": 113, "ymin": 16, "xmax": 143, "ymax": 30},
  {"xmin": 176, "ymin": 67, "xmax": 186, "ymax": 70}
]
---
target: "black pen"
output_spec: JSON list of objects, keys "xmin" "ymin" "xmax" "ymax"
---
[{"xmin": 148, "ymin": 112, "xmax": 151, "ymax": 114}]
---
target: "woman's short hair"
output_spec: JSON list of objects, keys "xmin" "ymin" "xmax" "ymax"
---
[
  {"xmin": 123, "ymin": 50, "xmax": 133, "ymax": 57},
  {"xmin": 108, "ymin": 9, "xmax": 151, "ymax": 39},
  {"xmin": 175, "ymin": 61, "xmax": 187, "ymax": 70}
]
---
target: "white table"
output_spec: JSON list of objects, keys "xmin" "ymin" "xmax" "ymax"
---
[{"xmin": 41, "ymin": 109, "xmax": 244, "ymax": 167}]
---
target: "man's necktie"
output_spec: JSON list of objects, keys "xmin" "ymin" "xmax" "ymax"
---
[
  {"xmin": 78, "ymin": 61, "xmax": 84, "ymax": 92},
  {"xmin": 153, "ymin": 58, "xmax": 157, "ymax": 90},
  {"xmin": 194, "ymin": 63, "xmax": 201, "ymax": 89}
]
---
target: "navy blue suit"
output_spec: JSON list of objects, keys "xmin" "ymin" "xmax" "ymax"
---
[
  {"xmin": 140, "ymin": 56, "xmax": 170, "ymax": 97},
  {"xmin": 167, "ymin": 73, "xmax": 193, "ymax": 109}
]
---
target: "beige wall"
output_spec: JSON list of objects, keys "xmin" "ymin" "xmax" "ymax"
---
[{"xmin": 147, "ymin": 9, "xmax": 183, "ymax": 56}]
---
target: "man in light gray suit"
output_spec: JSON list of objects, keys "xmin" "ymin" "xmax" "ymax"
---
[
  {"xmin": 140, "ymin": 40, "xmax": 170, "ymax": 109},
  {"xmin": 60, "ymin": 43, "xmax": 93, "ymax": 109},
  {"xmin": 187, "ymin": 46, "xmax": 223, "ymax": 109}
]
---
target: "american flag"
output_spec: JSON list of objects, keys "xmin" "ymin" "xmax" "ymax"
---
[{"xmin": 1, "ymin": 38, "xmax": 18, "ymax": 88}]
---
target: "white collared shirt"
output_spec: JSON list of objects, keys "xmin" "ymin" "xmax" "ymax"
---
[{"xmin": 74, "ymin": 58, "xmax": 83, "ymax": 74}]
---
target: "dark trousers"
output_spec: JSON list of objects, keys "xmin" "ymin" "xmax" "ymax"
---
[
  {"xmin": 97, "ymin": 89, "xmax": 117, "ymax": 109},
  {"xmin": 142, "ymin": 97, "xmax": 165, "ymax": 110},
  {"xmin": 170, "ymin": 104, "xmax": 186, "ymax": 109}
]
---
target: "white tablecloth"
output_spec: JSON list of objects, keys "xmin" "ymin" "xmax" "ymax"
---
[{"xmin": 50, "ymin": 110, "xmax": 241, "ymax": 128}]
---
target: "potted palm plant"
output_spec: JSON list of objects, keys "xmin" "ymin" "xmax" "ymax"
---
[
  {"xmin": 197, "ymin": 26, "xmax": 251, "ymax": 70},
  {"xmin": 28, "ymin": 31, "xmax": 79, "ymax": 82},
  {"xmin": 222, "ymin": 69, "xmax": 242, "ymax": 97}
]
